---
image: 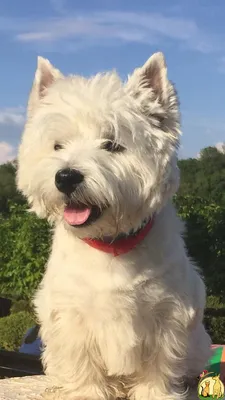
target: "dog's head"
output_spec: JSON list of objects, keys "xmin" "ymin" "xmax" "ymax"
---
[{"xmin": 17, "ymin": 52, "xmax": 180, "ymax": 239}]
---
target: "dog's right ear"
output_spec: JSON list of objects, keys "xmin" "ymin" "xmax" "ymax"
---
[{"xmin": 27, "ymin": 57, "xmax": 63, "ymax": 116}]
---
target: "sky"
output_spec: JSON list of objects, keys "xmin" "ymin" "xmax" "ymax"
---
[{"xmin": 0, "ymin": 0, "xmax": 225, "ymax": 163}]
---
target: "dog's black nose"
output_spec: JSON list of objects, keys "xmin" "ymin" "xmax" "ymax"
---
[{"xmin": 55, "ymin": 168, "xmax": 84, "ymax": 194}]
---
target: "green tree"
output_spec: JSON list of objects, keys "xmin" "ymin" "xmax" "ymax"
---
[
  {"xmin": 178, "ymin": 146, "xmax": 225, "ymax": 206},
  {"xmin": 0, "ymin": 202, "xmax": 51, "ymax": 300},
  {"xmin": 0, "ymin": 161, "xmax": 25, "ymax": 214},
  {"xmin": 174, "ymin": 194, "xmax": 225, "ymax": 299}
]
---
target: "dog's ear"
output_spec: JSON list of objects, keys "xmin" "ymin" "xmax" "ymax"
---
[
  {"xmin": 126, "ymin": 52, "xmax": 175, "ymax": 106},
  {"xmin": 27, "ymin": 57, "xmax": 63, "ymax": 116},
  {"xmin": 126, "ymin": 52, "xmax": 180, "ymax": 137}
]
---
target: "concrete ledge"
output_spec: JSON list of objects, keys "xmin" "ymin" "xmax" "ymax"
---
[
  {"xmin": 0, "ymin": 375, "xmax": 59, "ymax": 400},
  {"xmin": 0, "ymin": 375, "xmax": 200, "ymax": 400}
]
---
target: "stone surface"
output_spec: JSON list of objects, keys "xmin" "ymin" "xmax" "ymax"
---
[
  {"xmin": 0, "ymin": 375, "xmax": 199, "ymax": 400},
  {"xmin": 0, "ymin": 375, "xmax": 63, "ymax": 400}
]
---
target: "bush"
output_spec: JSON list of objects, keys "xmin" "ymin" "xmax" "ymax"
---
[
  {"xmin": 0, "ymin": 202, "xmax": 51, "ymax": 300},
  {"xmin": 205, "ymin": 316, "xmax": 225, "ymax": 344},
  {"xmin": 204, "ymin": 296, "xmax": 225, "ymax": 344},
  {"xmin": 10, "ymin": 299, "xmax": 33, "ymax": 314},
  {"xmin": 0, "ymin": 311, "xmax": 35, "ymax": 351},
  {"xmin": 206, "ymin": 295, "xmax": 225, "ymax": 309}
]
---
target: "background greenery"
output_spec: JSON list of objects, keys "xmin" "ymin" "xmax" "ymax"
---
[{"xmin": 0, "ymin": 146, "xmax": 225, "ymax": 350}]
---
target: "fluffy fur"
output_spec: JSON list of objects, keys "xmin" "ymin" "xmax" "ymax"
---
[{"xmin": 17, "ymin": 52, "xmax": 212, "ymax": 400}]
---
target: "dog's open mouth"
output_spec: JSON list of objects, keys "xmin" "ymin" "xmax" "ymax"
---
[{"xmin": 63, "ymin": 203, "xmax": 102, "ymax": 227}]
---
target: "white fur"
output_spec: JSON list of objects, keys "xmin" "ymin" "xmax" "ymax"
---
[{"xmin": 17, "ymin": 52, "xmax": 211, "ymax": 400}]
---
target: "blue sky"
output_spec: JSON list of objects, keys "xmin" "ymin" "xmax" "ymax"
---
[{"xmin": 0, "ymin": 0, "xmax": 225, "ymax": 162}]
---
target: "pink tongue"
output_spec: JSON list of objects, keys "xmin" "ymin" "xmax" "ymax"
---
[{"xmin": 64, "ymin": 206, "xmax": 91, "ymax": 226}]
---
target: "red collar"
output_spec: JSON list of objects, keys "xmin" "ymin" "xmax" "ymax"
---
[{"xmin": 82, "ymin": 217, "xmax": 154, "ymax": 257}]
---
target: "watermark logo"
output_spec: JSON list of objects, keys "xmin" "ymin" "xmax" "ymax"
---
[{"xmin": 198, "ymin": 370, "xmax": 224, "ymax": 399}]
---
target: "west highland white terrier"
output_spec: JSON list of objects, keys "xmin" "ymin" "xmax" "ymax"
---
[{"xmin": 17, "ymin": 52, "xmax": 211, "ymax": 400}]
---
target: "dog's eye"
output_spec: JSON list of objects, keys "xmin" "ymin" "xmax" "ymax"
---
[
  {"xmin": 101, "ymin": 140, "xmax": 125, "ymax": 153},
  {"xmin": 54, "ymin": 143, "xmax": 63, "ymax": 151}
]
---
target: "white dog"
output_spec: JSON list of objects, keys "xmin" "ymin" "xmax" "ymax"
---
[{"xmin": 17, "ymin": 52, "xmax": 211, "ymax": 400}]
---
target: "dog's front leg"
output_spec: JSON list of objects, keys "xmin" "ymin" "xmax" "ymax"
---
[
  {"xmin": 96, "ymin": 312, "xmax": 143, "ymax": 378},
  {"xmin": 127, "ymin": 299, "xmax": 201, "ymax": 400},
  {"xmin": 39, "ymin": 312, "xmax": 120, "ymax": 400}
]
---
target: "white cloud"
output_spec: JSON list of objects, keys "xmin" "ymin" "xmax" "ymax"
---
[
  {"xmin": 215, "ymin": 142, "xmax": 225, "ymax": 154},
  {"xmin": 0, "ymin": 107, "xmax": 25, "ymax": 126},
  {"xmin": 0, "ymin": 11, "xmax": 222, "ymax": 54},
  {"xmin": 0, "ymin": 141, "xmax": 16, "ymax": 164},
  {"xmin": 0, "ymin": 107, "xmax": 24, "ymax": 163},
  {"xmin": 13, "ymin": 13, "xmax": 200, "ymax": 47}
]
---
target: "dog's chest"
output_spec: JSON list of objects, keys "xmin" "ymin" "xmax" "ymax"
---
[
  {"xmin": 45, "ymin": 258, "xmax": 147, "ymax": 375},
  {"xmin": 52, "ymin": 264, "xmax": 142, "ymax": 325}
]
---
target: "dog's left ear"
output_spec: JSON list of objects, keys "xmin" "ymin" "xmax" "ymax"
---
[
  {"xmin": 126, "ymin": 52, "xmax": 180, "ymax": 138},
  {"xmin": 126, "ymin": 52, "xmax": 177, "ymax": 107},
  {"xmin": 27, "ymin": 57, "xmax": 64, "ymax": 117}
]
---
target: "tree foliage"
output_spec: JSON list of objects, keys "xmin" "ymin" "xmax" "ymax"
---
[
  {"xmin": 178, "ymin": 146, "xmax": 225, "ymax": 206},
  {"xmin": 176, "ymin": 146, "xmax": 225, "ymax": 299},
  {"xmin": 174, "ymin": 195, "xmax": 225, "ymax": 298},
  {"xmin": 0, "ymin": 162, "xmax": 25, "ymax": 214},
  {"xmin": 0, "ymin": 202, "xmax": 51, "ymax": 299}
]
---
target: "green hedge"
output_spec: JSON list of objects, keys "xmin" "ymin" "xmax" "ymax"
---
[
  {"xmin": 206, "ymin": 295, "xmax": 225, "ymax": 309},
  {"xmin": 0, "ymin": 311, "xmax": 35, "ymax": 351},
  {"xmin": 10, "ymin": 299, "xmax": 34, "ymax": 315},
  {"xmin": 204, "ymin": 296, "xmax": 225, "ymax": 344},
  {"xmin": 205, "ymin": 316, "xmax": 225, "ymax": 344}
]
